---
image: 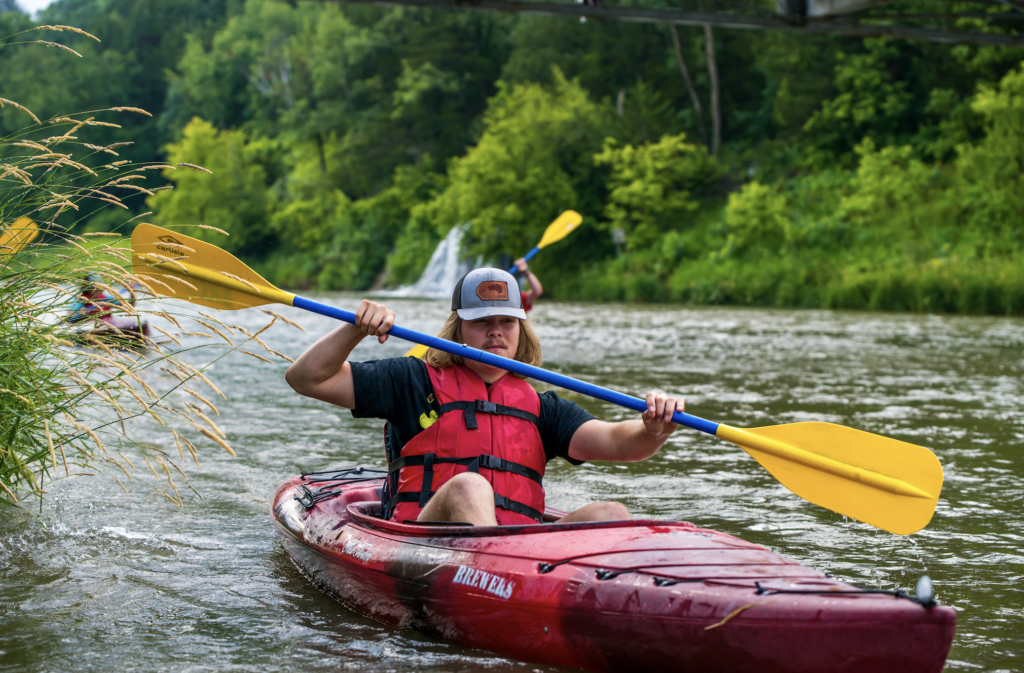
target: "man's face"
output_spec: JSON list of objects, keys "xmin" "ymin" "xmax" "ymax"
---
[{"xmin": 461, "ymin": 315, "xmax": 520, "ymax": 361}]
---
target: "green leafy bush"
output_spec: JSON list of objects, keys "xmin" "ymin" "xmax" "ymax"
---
[
  {"xmin": 595, "ymin": 133, "xmax": 717, "ymax": 251},
  {"xmin": 416, "ymin": 70, "xmax": 603, "ymax": 261},
  {"xmin": 720, "ymin": 181, "xmax": 791, "ymax": 258}
]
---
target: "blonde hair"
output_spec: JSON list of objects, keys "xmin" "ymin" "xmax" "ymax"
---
[{"xmin": 425, "ymin": 312, "xmax": 542, "ymax": 375}]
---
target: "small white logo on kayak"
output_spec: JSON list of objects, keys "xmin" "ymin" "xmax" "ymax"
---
[
  {"xmin": 452, "ymin": 565, "xmax": 515, "ymax": 600},
  {"xmin": 341, "ymin": 538, "xmax": 373, "ymax": 562}
]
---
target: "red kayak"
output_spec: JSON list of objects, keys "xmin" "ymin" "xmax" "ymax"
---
[
  {"xmin": 272, "ymin": 468, "xmax": 956, "ymax": 673},
  {"xmin": 70, "ymin": 314, "xmax": 151, "ymax": 343}
]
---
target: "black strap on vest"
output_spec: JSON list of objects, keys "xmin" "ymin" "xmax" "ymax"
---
[
  {"xmin": 389, "ymin": 452, "xmax": 545, "ymax": 523},
  {"xmin": 391, "ymin": 491, "xmax": 544, "ymax": 523},
  {"xmin": 493, "ymin": 493, "xmax": 544, "ymax": 523},
  {"xmin": 419, "ymin": 452, "xmax": 435, "ymax": 508},
  {"xmin": 438, "ymin": 399, "xmax": 540, "ymax": 431},
  {"xmin": 388, "ymin": 453, "xmax": 543, "ymax": 485}
]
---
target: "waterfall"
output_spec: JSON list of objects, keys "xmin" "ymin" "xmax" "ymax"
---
[{"xmin": 385, "ymin": 225, "xmax": 476, "ymax": 299}]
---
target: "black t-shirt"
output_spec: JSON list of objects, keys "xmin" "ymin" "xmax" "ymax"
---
[{"xmin": 350, "ymin": 357, "xmax": 592, "ymax": 466}]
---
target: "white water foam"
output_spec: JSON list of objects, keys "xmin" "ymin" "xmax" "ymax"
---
[{"xmin": 383, "ymin": 224, "xmax": 476, "ymax": 299}]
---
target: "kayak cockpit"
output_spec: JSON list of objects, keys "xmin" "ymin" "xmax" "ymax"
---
[{"xmin": 285, "ymin": 466, "xmax": 725, "ymax": 539}]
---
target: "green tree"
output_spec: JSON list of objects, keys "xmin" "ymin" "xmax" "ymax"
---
[
  {"xmin": 414, "ymin": 70, "xmax": 605, "ymax": 264},
  {"xmin": 839, "ymin": 140, "xmax": 936, "ymax": 232},
  {"xmin": 166, "ymin": 0, "xmax": 510, "ymax": 197},
  {"xmin": 594, "ymin": 132, "xmax": 716, "ymax": 252},
  {"xmin": 148, "ymin": 117, "xmax": 280, "ymax": 255},
  {"xmin": 955, "ymin": 61, "xmax": 1024, "ymax": 252},
  {"xmin": 720, "ymin": 181, "xmax": 792, "ymax": 258},
  {"xmin": 803, "ymin": 40, "xmax": 914, "ymax": 167}
]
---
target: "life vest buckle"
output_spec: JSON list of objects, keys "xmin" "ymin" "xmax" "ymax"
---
[
  {"xmin": 475, "ymin": 400, "xmax": 498, "ymax": 414},
  {"xmin": 478, "ymin": 454, "xmax": 508, "ymax": 472}
]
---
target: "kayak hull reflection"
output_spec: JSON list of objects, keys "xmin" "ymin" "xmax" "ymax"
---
[{"xmin": 272, "ymin": 470, "xmax": 956, "ymax": 673}]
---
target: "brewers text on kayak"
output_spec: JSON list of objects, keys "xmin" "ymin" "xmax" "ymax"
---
[{"xmin": 286, "ymin": 267, "xmax": 685, "ymax": 526}]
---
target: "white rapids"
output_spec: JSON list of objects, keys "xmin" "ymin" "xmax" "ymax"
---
[{"xmin": 382, "ymin": 225, "xmax": 476, "ymax": 299}]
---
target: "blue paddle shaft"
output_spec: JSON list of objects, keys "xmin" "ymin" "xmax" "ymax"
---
[
  {"xmin": 507, "ymin": 246, "xmax": 541, "ymax": 275},
  {"xmin": 291, "ymin": 295, "xmax": 720, "ymax": 436}
]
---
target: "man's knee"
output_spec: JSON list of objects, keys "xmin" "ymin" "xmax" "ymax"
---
[
  {"xmin": 592, "ymin": 501, "xmax": 630, "ymax": 520},
  {"xmin": 441, "ymin": 471, "xmax": 493, "ymax": 501},
  {"xmin": 559, "ymin": 500, "xmax": 631, "ymax": 523}
]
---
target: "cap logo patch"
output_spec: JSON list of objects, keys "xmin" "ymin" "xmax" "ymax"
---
[{"xmin": 476, "ymin": 281, "xmax": 508, "ymax": 301}]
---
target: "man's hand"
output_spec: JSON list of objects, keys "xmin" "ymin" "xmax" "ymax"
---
[
  {"xmin": 641, "ymin": 392, "xmax": 685, "ymax": 438},
  {"xmin": 354, "ymin": 300, "xmax": 395, "ymax": 344},
  {"xmin": 515, "ymin": 257, "xmax": 529, "ymax": 272}
]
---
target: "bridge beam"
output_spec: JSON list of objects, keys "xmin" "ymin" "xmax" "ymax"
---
[{"xmin": 310, "ymin": 0, "xmax": 1024, "ymax": 46}]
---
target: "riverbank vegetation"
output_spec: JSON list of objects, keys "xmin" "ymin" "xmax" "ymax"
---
[
  {"xmin": 4, "ymin": 0, "xmax": 1023, "ymax": 313},
  {"xmin": 0, "ymin": 20, "xmax": 300, "ymax": 509}
]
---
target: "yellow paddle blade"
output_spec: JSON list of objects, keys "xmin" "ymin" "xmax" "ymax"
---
[
  {"xmin": 0, "ymin": 217, "xmax": 40, "ymax": 256},
  {"xmin": 405, "ymin": 343, "xmax": 429, "ymax": 359},
  {"xmin": 131, "ymin": 223, "xmax": 295, "ymax": 310},
  {"xmin": 536, "ymin": 210, "xmax": 583, "ymax": 249},
  {"xmin": 716, "ymin": 422, "xmax": 942, "ymax": 535}
]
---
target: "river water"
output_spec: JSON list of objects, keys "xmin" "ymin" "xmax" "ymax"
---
[{"xmin": 1, "ymin": 297, "xmax": 1022, "ymax": 672}]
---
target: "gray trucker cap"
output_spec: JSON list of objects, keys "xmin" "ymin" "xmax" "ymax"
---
[{"xmin": 451, "ymin": 267, "xmax": 527, "ymax": 320}]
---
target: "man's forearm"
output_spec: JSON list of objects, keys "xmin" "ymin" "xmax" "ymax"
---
[
  {"xmin": 609, "ymin": 419, "xmax": 670, "ymax": 461},
  {"xmin": 570, "ymin": 419, "xmax": 671, "ymax": 462},
  {"xmin": 285, "ymin": 323, "xmax": 365, "ymax": 396}
]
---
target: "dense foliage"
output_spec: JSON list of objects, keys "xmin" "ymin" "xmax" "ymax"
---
[
  {"xmin": 0, "ymin": 14, "xmax": 308, "ymax": 509},
  {"xmin": 5, "ymin": 0, "xmax": 1023, "ymax": 313}
]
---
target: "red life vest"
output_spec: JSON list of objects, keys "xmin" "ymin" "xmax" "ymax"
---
[{"xmin": 387, "ymin": 364, "xmax": 546, "ymax": 525}]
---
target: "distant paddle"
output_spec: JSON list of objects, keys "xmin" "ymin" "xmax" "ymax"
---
[
  {"xmin": 0, "ymin": 217, "xmax": 39, "ymax": 257},
  {"xmin": 505, "ymin": 209, "xmax": 583, "ymax": 274},
  {"xmin": 404, "ymin": 210, "xmax": 583, "ymax": 360},
  {"xmin": 131, "ymin": 223, "xmax": 944, "ymax": 535}
]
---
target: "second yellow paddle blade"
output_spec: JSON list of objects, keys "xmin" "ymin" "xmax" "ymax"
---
[
  {"xmin": 719, "ymin": 422, "xmax": 942, "ymax": 535},
  {"xmin": 537, "ymin": 210, "xmax": 583, "ymax": 249},
  {"xmin": 0, "ymin": 217, "xmax": 39, "ymax": 256},
  {"xmin": 131, "ymin": 223, "xmax": 284, "ymax": 310},
  {"xmin": 405, "ymin": 344, "xmax": 429, "ymax": 359}
]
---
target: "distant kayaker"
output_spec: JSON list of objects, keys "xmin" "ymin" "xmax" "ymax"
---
[
  {"xmin": 286, "ymin": 267, "xmax": 684, "ymax": 527},
  {"xmin": 67, "ymin": 273, "xmax": 126, "ymax": 323},
  {"xmin": 514, "ymin": 257, "xmax": 543, "ymax": 312}
]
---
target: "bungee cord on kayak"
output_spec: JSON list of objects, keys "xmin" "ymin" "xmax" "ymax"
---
[
  {"xmin": 753, "ymin": 579, "xmax": 938, "ymax": 608},
  {"xmin": 294, "ymin": 467, "xmax": 390, "ymax": 510}
]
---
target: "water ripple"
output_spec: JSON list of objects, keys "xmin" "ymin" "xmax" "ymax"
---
[{"xmin": 1, "ymin": 298, "xmax": 1021, "ymax": 671}]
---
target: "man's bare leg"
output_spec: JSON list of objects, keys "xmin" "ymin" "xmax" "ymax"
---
[
  {"xmin": 556, "ymin": 501, "xmax": 630, "ymax": 524},
  {"xmin": 417, "ymin": 472, "xmax": 497, "ymax": 526}
]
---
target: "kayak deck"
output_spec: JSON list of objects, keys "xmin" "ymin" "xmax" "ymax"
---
[{"xmin": 273, "ymin": 467, "xmax": 956, "ymax": 673}]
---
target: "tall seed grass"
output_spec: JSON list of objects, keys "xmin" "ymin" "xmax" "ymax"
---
[{"xmin": 0, "ymin": 25, "xmax": 299, "ymax": 511}]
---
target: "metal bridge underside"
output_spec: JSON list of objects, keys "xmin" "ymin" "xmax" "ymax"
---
[{"xmin": 312, "ymin": 0, "xmax": 1024, "ymax": 45}]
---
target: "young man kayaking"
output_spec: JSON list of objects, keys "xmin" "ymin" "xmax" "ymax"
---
[{"xmin": 286, "ymin": 267, "xmax": 684, "ymax": 526}]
